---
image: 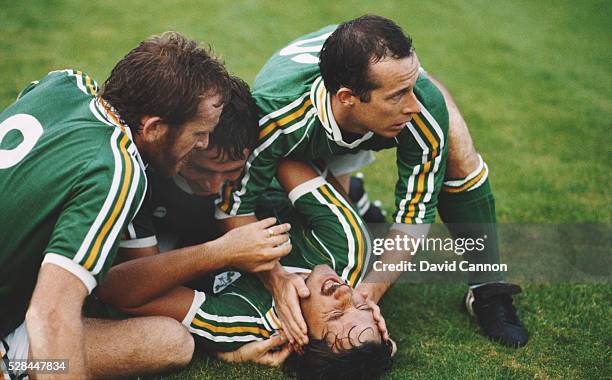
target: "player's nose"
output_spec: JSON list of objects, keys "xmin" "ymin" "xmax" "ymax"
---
[
  {"xmin": 333, "ymin": 284, "xmax": 352, "ymax": 300},
  {"xmin": 402, "ymin": 92, "xmax": 420, "ymax": 115},
  {"xmin": 195, "ymin": 134, "xmax": 209, "ymax": 150}
]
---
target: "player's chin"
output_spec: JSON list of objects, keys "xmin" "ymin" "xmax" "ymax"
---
[
  {"xmin": 376, "ymin": 124, "xmax": 405, "ymax": 138},
  {"xmin": 379, "ymin": 129, "xmax": 402, "ymax": 139}
]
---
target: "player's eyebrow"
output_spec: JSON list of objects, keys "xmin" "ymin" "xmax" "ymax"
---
[{"xmin": 386, "ymin": 86, "xmax": 411, "ymax": 100}]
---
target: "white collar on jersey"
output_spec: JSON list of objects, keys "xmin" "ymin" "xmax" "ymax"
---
[
  {"xmin": 91, "ymin": 97, "xmax": 147, "ymax": 172},
  {"xmin": 310, "ymin": 76, "xmax": 374, "ymax": 149}
]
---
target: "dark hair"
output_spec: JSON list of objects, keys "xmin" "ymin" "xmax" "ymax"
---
[
  {"xmin": 100, "ymin": 31, "xmax": 230, "ymax": 132},
  {"xmin": 208, "ymin": 76, "xmax": 259, "ymax": 161},
  {"xmin": 319, "ymin": 15, "xmax": 414, "ymax": 102},
  {"xmin": 286, "ymin": 338, "xmax": 393, "ymax": 380}
]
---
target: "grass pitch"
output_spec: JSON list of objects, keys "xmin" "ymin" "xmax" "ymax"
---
[{"xmin": 1, "ymin": 1, "xmax": 610, "ymax": 379}]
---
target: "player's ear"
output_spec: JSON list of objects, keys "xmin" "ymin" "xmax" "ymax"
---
[
  {"xmin": 138, "ymin": 116, "xmax": 168, "ymax": 142},
  {"xmin": 336, "ymin": 87, "xmax": 356, "ymax": 107}
]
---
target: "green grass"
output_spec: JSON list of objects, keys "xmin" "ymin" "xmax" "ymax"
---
[{"xmin": 2, "ymin": 1, "xmax": 610, "ymax": 379}]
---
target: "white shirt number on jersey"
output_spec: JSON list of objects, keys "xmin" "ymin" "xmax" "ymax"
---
[
  {"xmin": 0, "ymin": 114, "xmax": 44, "ymax": 169},
  {"xmin": 279, "ymin": 32, "xmax": 332, "ymax": 64}
]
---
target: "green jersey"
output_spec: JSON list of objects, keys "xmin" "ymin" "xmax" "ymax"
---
[
  {"xmin": 0, "ymin": 70, "xmax": 146, "ymax": 337},
  {"xmin": 217, "ymin": 25, "xmax": 449, "ymax": 224}
]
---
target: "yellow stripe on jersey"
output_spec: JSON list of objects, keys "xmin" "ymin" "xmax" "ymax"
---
[
  {"xmin": 85, "ymin": 74, "xmax": 97, "ymax": 96},
  {"xmin": 319, "ymin": 185, "xmax": 364, "ymax": 287},
  {"xmin": 75, "ymin": 70, "xmax": 96, "ymax": 96},
  {"xmin": 443, "ymin": 166, "xmax": 486, "ymax": 193},
  {"xmin": 403, "ymin": 161, "xmax": 432, "ymax": 223},
  {"xmin": 258, "ymin": 99, "xmax": 312, "ymax": 141},
  {"xmin": 192, "ymin": 318, "xmax": 270, "ymax": 338},
  {"xmin": 219, "ymin": 181, "xmax": 236, "ymax": 214},
  {"xmin": 83, "ymin": 135, "xmax": 133, "ymax": 270},
  {"xmin": 412, "ymin": 114, "xmax": 439, "ymax": 157},
  {"xmin": 318, "ymin": 85, "xmax": 326, "ymax": 124}
]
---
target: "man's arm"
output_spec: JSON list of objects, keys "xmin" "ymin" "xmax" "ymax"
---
[
  {"xmin": 356, "ymin": 225, "xmax": 431, "ymax": 303},
  {"xmin": 96, "ymin": 217, "xmax": 291, "ymax": 309},
  {"xmin": 26, "ymin": 264, "xmax": 89, "ymax": 379},
  {"xmin": 103, "ymin": 282, "xmax": 293, "ymax": 367}
]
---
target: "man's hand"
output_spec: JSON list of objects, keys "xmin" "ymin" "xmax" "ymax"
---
[
  {"xmin": 215, "ymin": 217, "xmax": 292, "ymax": 272},
  {"xmin": 362, "ymin": 294, "xmax": 389, "ymax": 342},
  {"xmin": 216, "ymin": 334, "xmax": 292, "ymax": 367},
  {"xmin": 259, "ymin": 264, "xmax": 310, "ymax": 348}
]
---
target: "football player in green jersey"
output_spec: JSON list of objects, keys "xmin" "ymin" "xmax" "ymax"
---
[
  {"xmin": 216, "ymin": 15, "xmax": 527, "ymax": 349},
  {"xmin": 0, "ymin": 32, "xmax": 292, "ymax": 379}
]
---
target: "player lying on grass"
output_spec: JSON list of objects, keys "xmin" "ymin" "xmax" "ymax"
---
[
  {"xmin": 98, "ymin": 157, "xmax": 395, "ymax": 379},
  {"xmin": 216, "ymin": 14, "xmax": 528, "ymax": 349}
]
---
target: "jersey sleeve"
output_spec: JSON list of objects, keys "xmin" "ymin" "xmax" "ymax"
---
[
  {"xmin": 216, "ymin": 94, "xmax": 314, "ymax": 218},
  {"xmin": 185, "ymin": 290, "xmax": 274, "ymax": 352},
  {"xmin": 284, "ymin": 176, "xmax": 369, "ymax": 287},
  {"xmin": 393, "ymin": 73, "xmax": 449, "ymax": 224},
  {"xmin": 43, "ymin": 130, "xmax": 146, "ymax": 293}
]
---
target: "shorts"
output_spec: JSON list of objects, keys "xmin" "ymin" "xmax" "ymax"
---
[
  {"xmin": 1, "ymin": 321, "xmax": 29, "ymax": 379},
  {"xmin": 323, "ymin": 150, "xmax": 375, "ymax": 177}
]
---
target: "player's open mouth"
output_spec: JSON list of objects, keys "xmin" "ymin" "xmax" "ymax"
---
[{"xmin": 321, "ymin": 277, "xmax": 343, "ymax": 295}]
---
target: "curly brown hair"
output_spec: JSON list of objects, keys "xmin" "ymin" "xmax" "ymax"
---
[{"xmin": 100, "ymin": 31, "xmax": 230, "ymax": 132}]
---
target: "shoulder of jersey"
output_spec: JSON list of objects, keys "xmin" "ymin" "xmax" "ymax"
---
[{"xmin": 253, "ymin": 25, "xmax": 338, "ymax": 99}]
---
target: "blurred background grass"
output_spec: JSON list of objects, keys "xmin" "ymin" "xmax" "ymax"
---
[{"xmin": 1, "ymin": 0, "xmax": 610, "ymax": 378}]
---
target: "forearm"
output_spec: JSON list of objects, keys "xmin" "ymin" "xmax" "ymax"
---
[
  {"xmin": 256, "ymin": 261, "xmax": 285, "ymax": 292},
  {"xmin": 27, "ymin": 264, "xmax": 89, "ymax": 379},
  {"xmin": 118, "ymin": 286, "xmax": 196, "ymax": 322},
  {"xmin": 97, "ymin": 241, "xmax": 226, "ymax": 308},
  {"xmin": 218, "ymin": 214, "xmax": 258, "ymax": 232},
  {"xmin": 26, "ymin": 309, "xmax": 87, "ymax": 379},
  {"xmin": 359, "ymin": 224, "xmax": 431, "ymax": 303}
]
